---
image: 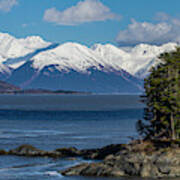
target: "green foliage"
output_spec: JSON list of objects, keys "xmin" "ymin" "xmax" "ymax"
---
[{"xmin": 137, "ymin": 47, "xmax": 180, "ymax": 140}]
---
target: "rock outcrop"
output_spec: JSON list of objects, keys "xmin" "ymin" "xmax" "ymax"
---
[
  {"xmin": 8, "ymin": 144, "xmax": 81, "ymax": 158},
  {"xmin": 61, "ymin": 140, "xmax": 180, "ymax": 178},
  {"xmin": 5, "ymin": 144, "xmax": 127, "ymax": 159}
]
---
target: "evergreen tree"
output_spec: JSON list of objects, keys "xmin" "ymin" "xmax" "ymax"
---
[{"xmin": 137, "ymin": 48, "xmax": 180, "ymax": 140}]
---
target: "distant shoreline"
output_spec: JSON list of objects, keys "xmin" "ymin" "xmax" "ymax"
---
[
  {"xmin": 0, "ymin": 89, "xmax": 90, "ymax": 95},
  {"xmin": 0, "ymin": 90, "xmax": 143, "ymax": 96}
]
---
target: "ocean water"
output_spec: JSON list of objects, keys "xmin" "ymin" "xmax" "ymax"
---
[{"xmin": 0, "ymin": 94, "xmax": 162, "ymax": 180}]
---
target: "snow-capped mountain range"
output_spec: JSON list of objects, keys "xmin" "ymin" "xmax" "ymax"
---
[{"xmin": 0, "ymin": 32, "xmax": 178, "ymax": 93}]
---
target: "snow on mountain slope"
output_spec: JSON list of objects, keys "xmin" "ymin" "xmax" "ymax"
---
[
  {"xmin": 0, "ymin": 61, "xmax": 11, "ymax": 79},
  {"xmin": 30, "ymin": 41, "xmax": 177, "ymax": 79},
  {"xmin": 30, "ymin": 42, "xmax": 177, "ymax": 78},
  {"xmin": 31, "ymin": 42, "xmax": 109, "ymax": 72},
  {"xmin": 0, "ymin": 62, "xmax": 10, "ymax": 74},
  {"xmin": 0, "ymin": 32, "xmax": 177, "ymax": 79},
  {"xmin": 92, "ymin": 43, "xmax": 178, "ymax": 78},
  {"xmin": 0, "ymin": 53, "xmax": 11, "ymax": 77},
  {"xmin": 91, "ymin": 44, "xmax": 131, "ymax": 72},
  {"xmin": 0, "ymin": 32, "xmax": 51, "ymax": 66}
]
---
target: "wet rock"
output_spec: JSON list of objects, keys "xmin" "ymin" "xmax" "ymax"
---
[
  {"xmin": 61, "ymin": 163, "xmax": 90, "ymax": 176},
  {"xmin": 80, "ymin": 144, "xmax": 127, "ymax": 160},
  {"xmin": 61, "ymin": 143, "xmax": 180, "ymax": 178},
  {"xmin": 55, "ymin": 147, "xmax": 80, "ymax": 157},
  {"xmin": 0, "ymin": 149, "xmax": 8, "ymax": 155},
  {"xmin": 8, "ymin": 144, "xmax": 47, "ymax": 156},
  {"xmin": 8, "ymin": 145, "xmax": 80, "ymax": 158}
]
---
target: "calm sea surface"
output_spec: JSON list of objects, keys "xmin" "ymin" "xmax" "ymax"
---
[{"xmin": 0, "ymin": 94, "xmax": 168, "ymax": 180}]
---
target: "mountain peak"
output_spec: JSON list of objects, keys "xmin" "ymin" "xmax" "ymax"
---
[
  {"xmin": 0, "ymin": 32, "xmax": 178, "ymax": 81},
  {"xmin": 0, "ymin": 32, "xmax": 51, "ymax": 65},
  {"xmin": 31, "ymin": 42, "xmax": 103, "ymax": 72}
]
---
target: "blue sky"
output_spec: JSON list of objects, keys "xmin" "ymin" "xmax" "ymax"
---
[{"xmin": 0, "ymin": 0, "xmax": 180, "ymax": 46}]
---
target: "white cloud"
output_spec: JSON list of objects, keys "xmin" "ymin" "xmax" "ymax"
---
[
  {"xmin": 0, "ymin": 0, "xmax": 17, "ymax": 12},
  {"xmin": 44, "ymin": 0, "xmax": 119, "ymax": 25},
  {"xmin": 116, "ymin": 15, "xmax": 180, "ymax": 46}
]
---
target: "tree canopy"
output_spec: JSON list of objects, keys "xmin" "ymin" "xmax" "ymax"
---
[{"xmin": 137, "ymin": 47, "xmax": 180, "ymax": 140}]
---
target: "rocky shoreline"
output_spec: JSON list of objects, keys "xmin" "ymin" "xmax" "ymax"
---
[
  {"xmin": 0, "ymin": 143, "xmax": 127, "ymax": 159},
  {"xmin": 0, "ymin": 140, "xmax": 180, "ymax": 179}
]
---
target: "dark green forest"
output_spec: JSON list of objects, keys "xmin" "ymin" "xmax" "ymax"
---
[{"xmin": 137, "ymin": 47, "xmax": 180, "ymax": 140}]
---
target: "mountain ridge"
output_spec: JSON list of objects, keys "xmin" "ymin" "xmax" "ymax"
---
[
  {"xmin": 0, "ymin": 32, "xmax": 178, "ymax": 93},
  {"xmin": 0, "ymin": 32, "xmax": 177, "ymax": 78}
]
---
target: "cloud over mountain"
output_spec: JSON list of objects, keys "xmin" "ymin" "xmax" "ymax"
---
[
  {"xmin": 116, "ymin": 14, "xmax": 180, "ymax": 46},
  {"xmin": 44, "ymin": 0, "xmax": 119, "ymax": 25},
  {"xmin": 0, "ymin": 0, "xmax": 17, "ymax": 12}
]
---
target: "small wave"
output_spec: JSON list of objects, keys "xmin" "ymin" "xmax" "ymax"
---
[
  {"xmin": 0, "ymin": 129, "xmax": 66, "ymax": 139},
  {"xmin": 72, "ymin": 134, "xmax": 111, "ymax": 139},
  {"xmin": 0, "ymin": 134, "xmax": 39, "ymax": 139},
  {"xmin": 45, "ymin": 171, "xmax": 63, "ymax": 177},
  {"xmin": 1, "ymin": 129, "xmax": 65, "ymax": 134},
  {"xmin": 0, "ymin": 162, "xmax": 57, "ymax": 172}
]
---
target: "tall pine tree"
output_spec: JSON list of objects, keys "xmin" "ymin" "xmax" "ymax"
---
[{"xmin": 137, "ymin": 48, "xmax": 180, "ymax": 140}]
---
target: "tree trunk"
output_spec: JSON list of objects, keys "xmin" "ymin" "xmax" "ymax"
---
[{"xmin": 171, "ymin": 113, "xmax": 176, "ymax": 140}]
